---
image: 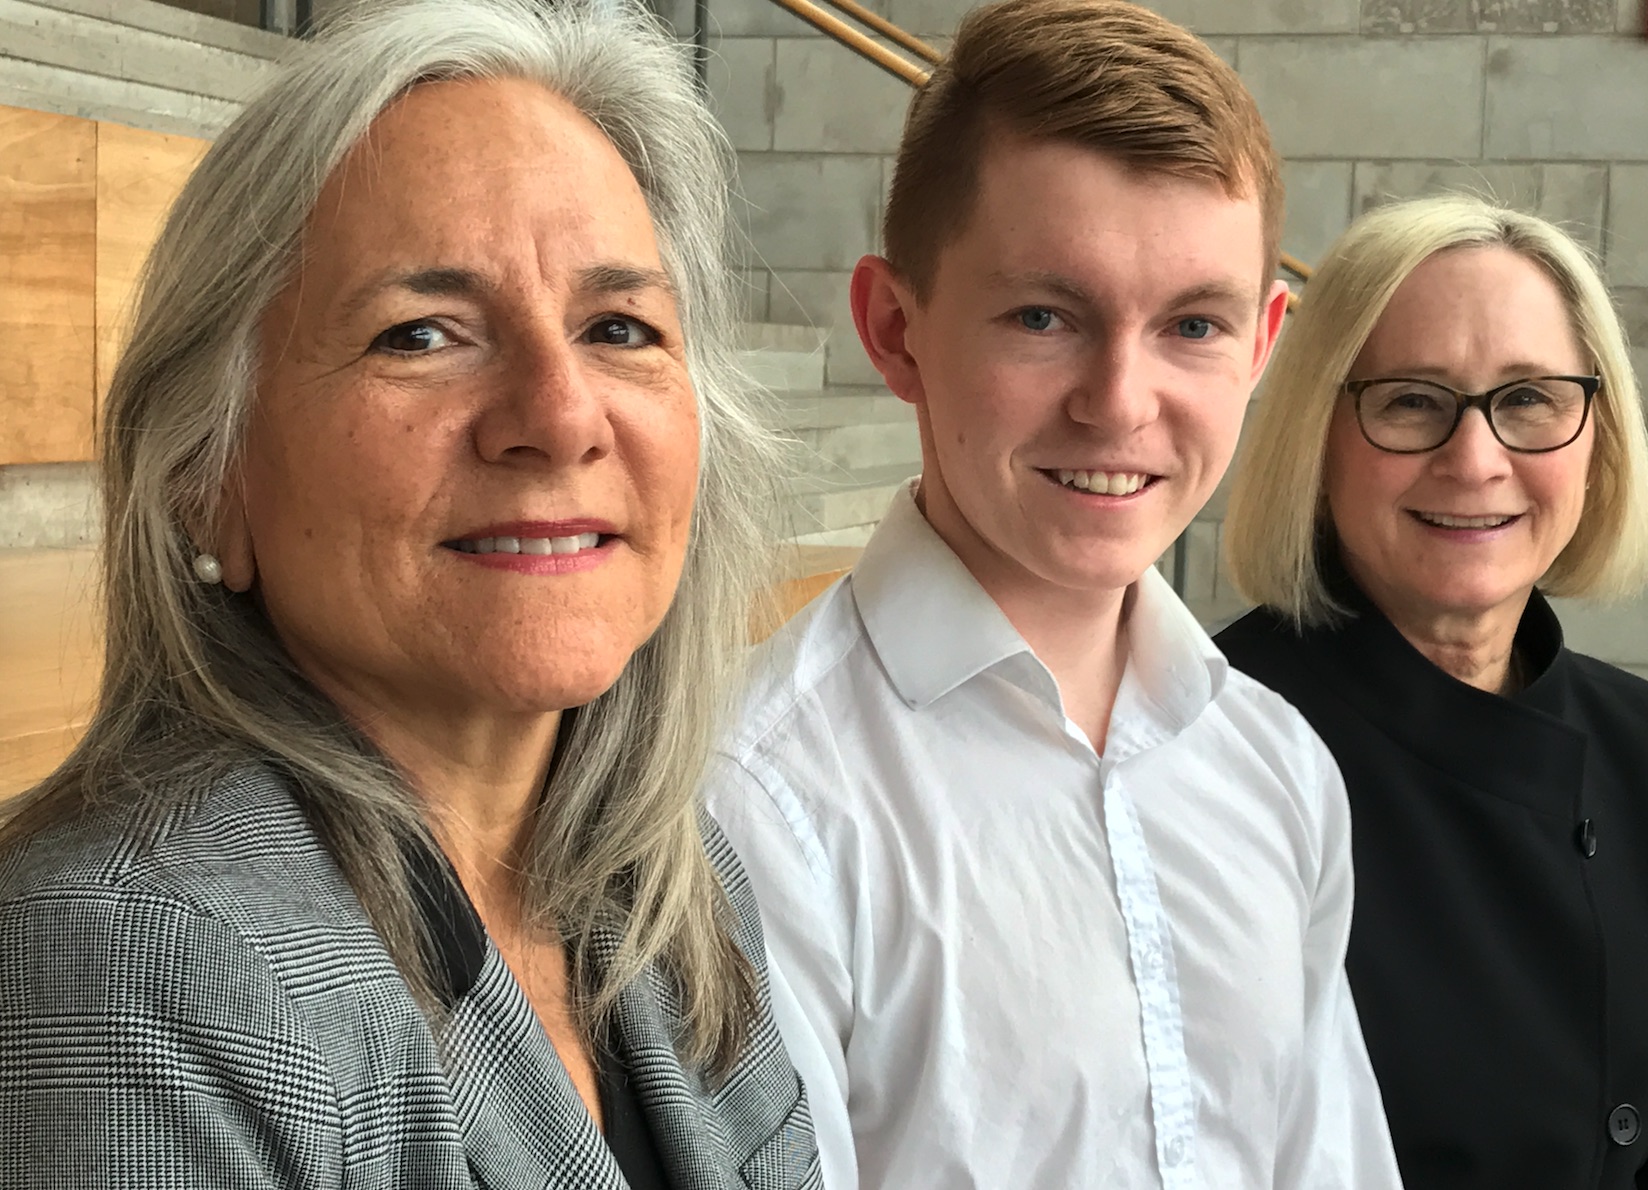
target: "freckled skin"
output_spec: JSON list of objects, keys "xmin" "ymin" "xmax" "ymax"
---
[{"xmin": 217, "ymin": 78, "xmax": 700, "ymax": 758}]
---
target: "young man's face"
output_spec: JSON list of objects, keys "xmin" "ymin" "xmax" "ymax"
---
[{"xmin": 856, "ymin": 134, "xmax": 1287, "ymax": 606}]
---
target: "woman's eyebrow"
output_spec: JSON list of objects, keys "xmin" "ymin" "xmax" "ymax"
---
[
  {"xmin": 334, "ymin": 266, "xmax": 492, "ymax": 324},
  {"xmin": 575, "ymin": 263, "xmax": 677, "ymax": 299},
  {"xmin": 334, "ymin": 263, "xmax": 675, "ymax": 324}
]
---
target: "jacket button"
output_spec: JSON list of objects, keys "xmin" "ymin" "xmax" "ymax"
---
[
  {"xmin": 1576, "ymin": 819, "xmax": 1597, "ymax": 859},
  {"xmin": 1609, "ymin": 1104, "xmax": 1640, "ymax": 1146}
]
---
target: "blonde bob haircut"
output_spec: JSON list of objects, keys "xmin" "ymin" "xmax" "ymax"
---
[{"xmin": 1224, "ymin": 193, "xmax": 1648, "ymax": 627}]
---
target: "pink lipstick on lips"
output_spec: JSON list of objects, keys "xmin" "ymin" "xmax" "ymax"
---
[{"xmin": 444, "ymin": 519, "xmax": 619, "ymax": 573}]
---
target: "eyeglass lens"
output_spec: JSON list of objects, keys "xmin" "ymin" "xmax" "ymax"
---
[{"xmin": 1356, "ymin": 378, "xmax": 1590, "ymax": 452}]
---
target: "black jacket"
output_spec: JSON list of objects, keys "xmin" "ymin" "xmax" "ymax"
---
[{"xmin": 1217, "ymin": 573, "xmax": 1648, "ymax": 1190}]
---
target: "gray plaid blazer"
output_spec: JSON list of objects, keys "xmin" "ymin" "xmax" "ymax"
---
[{"xmin": 0, "ymin": 763, "xmax": 821, "ymax": 1190}]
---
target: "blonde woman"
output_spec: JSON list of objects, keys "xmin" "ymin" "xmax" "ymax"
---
[
  {"xmin": 1218, "ymin": 194, "xmax": 1648, "ymax": 1190},
  {"xmin": 0, "ymin": 1, "xmax": 818, "ymax": 1186}
]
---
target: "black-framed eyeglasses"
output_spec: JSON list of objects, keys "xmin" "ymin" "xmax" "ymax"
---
[{"xmin": 1342, "ymin": 374, "xmax": 1601, "ymax": 454}]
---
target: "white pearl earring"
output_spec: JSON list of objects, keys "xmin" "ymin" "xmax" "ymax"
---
[{"xmin": 192, "ymin": 553, "xmax": 223, "ymax": 584}]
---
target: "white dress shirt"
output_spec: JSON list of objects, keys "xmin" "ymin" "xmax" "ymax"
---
[{"xmin": 707, "ymin": 485, "xmax": 1401, "ymax": 1190}]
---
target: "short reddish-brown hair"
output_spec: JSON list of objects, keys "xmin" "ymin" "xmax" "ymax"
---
[{"xmin": 883, "ymin": 0, "xmax": 1283, "ymax": 301}]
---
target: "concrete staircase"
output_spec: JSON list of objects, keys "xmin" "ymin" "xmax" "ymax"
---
[{"xmin": 736, "ymin": 322, "xmax": 919, "ymax": 547}]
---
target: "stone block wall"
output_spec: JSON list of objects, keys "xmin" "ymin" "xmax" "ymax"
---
[
  {"xmin": 0, "ymin": 0, "xmax": 282, "ymax": 137},
  {"xmin": 705, "ymin": 0, "xmax": 1648, "ymax": 619}
]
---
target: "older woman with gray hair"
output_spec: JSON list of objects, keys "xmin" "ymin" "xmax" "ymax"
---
[
  {"xmin": 0, "ymin": 2, "xmax": 819, "ymax": 1187},
  {"xmin": 1216, "ymin": 194, "xmax": 1648, "ymax": 1189}
]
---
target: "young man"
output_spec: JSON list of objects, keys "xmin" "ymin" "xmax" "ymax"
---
[{"xmin": 708, "ymin": 1, "xmax": 1401, "ymax": 1185}]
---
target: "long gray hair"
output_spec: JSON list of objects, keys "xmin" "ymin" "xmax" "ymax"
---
[{"xmin": 3, "ymin": 0, "xmax": 781, "ymax": 1075}]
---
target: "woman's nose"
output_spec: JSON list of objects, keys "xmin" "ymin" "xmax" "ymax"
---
[
  {"xmin": 1431, "ymin": 406, "xmax": 1514, "ymax": 483},
  {"xmin": 473, "ymin": 333, "xmax": 615, "ymax": 467}
]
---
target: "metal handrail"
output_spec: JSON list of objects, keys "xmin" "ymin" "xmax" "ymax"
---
[
  {"xmin": 1280, "ymin": 252, "xmax": 1313, "ymax": 282},
  {"xmin": 765, "ymin": 0, "xmax": 933, "ymax": 84},
  {"xmin": 821, "ymin": 0, "xmax": 943, "ymax": 64}
]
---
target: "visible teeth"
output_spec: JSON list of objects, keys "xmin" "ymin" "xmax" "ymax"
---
[
  {"xmin": 1418, "ymin": 512, "xmax": 1515, "ymax": 529},
  {"xmin": 1055, "ymin": 470, "xmax": 1147, "ymax": 496},
  {"xmin": 457, "ymin": 531, "xmax": 604, "ymax": 555}
]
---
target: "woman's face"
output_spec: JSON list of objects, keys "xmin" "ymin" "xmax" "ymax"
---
[
  {"xmin": 1324, "ymin": 245, "xmax": 1594, "ymax": 632},
  {"xmin": 220, "ymin": 78, "xmax": 699, "ymax": 736}
]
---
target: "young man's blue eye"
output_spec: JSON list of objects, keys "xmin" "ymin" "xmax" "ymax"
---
[
  {"xmin": 1018, "ymin": 308, "xmax": 1056, "ymax": 332},
  {"xmin": 1178, "ymin": 317, "xmax": 1214, "ymax": 340}
]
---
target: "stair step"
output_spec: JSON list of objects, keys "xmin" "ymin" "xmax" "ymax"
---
[
  {"xmin": 735, "ymin": 323, "xmax": 831, "ymax": 392},
  {"xmin": 787, "ymin": 524, "xmax": 878, "ymax": 548},
  {"xmin": 740, "ymin": 347, "xmax": 824, "ymax": 392},
  {"xmin": 764, "ymin": 387, "xmax": 909, "ymax": 430},
  {"xmin": 793, "ymin": 419, "xmax": 921, "ymax": 471},
  {"xmin": 737, "ymin": 322, "xmax": 830, "ymax": 353},
  {"xmin": 784, "ymin": 462, "xmax": 916, "ymax": 537}
]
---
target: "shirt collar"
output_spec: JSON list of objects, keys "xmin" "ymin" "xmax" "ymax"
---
[
  {"xmin": 1122, "ymin": 563, "xmax": 1230, "ymax": 734},
  {"xmin": 851, "ymin": 482, "xmax": 1228, "ymax": 729},
  {"xmin": 852, "ymin": 482, "xmax": 1039, "ymax": 709},
  {"xmin": 1306, "ymin": 549, "xmax": 1585, "ymax": 805}
]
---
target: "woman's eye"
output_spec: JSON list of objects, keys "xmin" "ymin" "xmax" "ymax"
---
[
  {"xmin": 1016, "ymin": 307, "xmax": 1059, "ymax": 333},
  {"xmin": 1177, "ymin": 317, "xmax": 1215, "ymax": 340},
  {"xmin": 371, "ymin": 321, "xmax": 451, "ymax": 354},
  {"xmin": 1498, "ymin": 385, "xmax": 1552, "ymax": 409},
  {"xmin": 1391, "ymin": 390, "xmax": 1445, "ymax": 412},
  {"xmin": 585, "ymin": 316, "xmax": 659, "ymax": 347}
]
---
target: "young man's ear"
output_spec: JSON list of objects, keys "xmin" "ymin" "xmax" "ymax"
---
[
  {"xmin": 1249, "ymin": 278, "xmax": 1292, "ymax": 383},
  {"xmin": 850, "ymin": 254, "xmax": 927, "ymax": 407}
]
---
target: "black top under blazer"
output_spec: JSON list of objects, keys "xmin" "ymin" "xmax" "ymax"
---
[
  {"xmin": 1217, "ymin": 569, "xmax": 1648, "ymax": 1190},
  {"xmin": 0, "ymin": 763, "xmax": 822, "ymax": 1190}
]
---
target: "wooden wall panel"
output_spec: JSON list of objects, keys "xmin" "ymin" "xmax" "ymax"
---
[
  {"xmin": 0, "ymin": 547, "xmax": 101, "ymax": 800},
  {"xmin": 95, "ymin": 121, "xmax": 207, "ymax": 412},
  {"xmin": 752, "ymin": 544, "xmax": 861, "ymax": 642},
  {"xmin": 0, "ymin": 106, "xmax": 97, "ymax": 465}
]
